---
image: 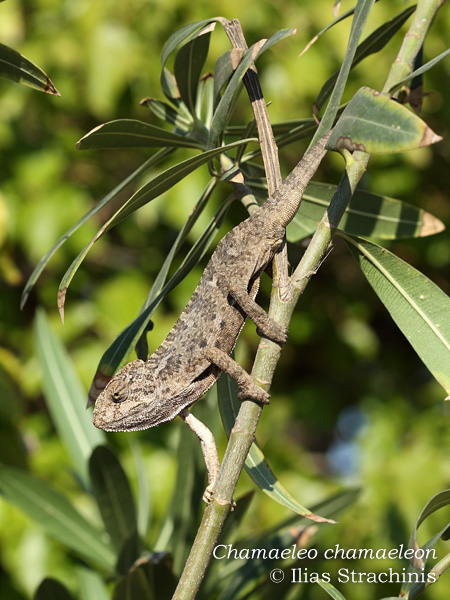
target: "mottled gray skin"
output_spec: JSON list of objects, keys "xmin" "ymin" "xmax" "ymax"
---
[{"xmin": 93, "ymin": 134, "xmax": 330, "ymax": 433}]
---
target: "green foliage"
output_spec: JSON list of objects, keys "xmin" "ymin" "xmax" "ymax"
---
[
  {"xmin": 343, "ymin": 235, "xmax": 450, "ymax": 395},
  {"xmin": 327, "ymin": 86, "xmax": 441, "ymax": 153},
  {"xmin": 0, "ymin": 43, "xmax": 59, "ymax": 95},
  {"xmin": 1, "ymin": 1, "xmax": 449, "ymax": 599},
  {"xmin": 33, "ymin": 309, "xmax": 105, "ymax": 484},
  {"xmin": 0, "ymin": 466, "xmax": 116, "ymax": 570}
]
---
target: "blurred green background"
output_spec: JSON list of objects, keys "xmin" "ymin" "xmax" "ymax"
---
[{"xmin": 0, "ymin": 1, "xmax": 449, "ymax": 599}]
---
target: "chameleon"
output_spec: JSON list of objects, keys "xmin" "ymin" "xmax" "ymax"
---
[{"xmin": 93, "ymin": 132, "xmax": 330, "ymax": 495}]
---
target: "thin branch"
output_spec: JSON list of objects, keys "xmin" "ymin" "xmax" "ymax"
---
[
  {"xmin": 407, "ymin": 552, "xmax": 450, "ymax": 599},
  {"xmin": 172, "ymin": 3, "xmax": 446, "ymax": 598},
  {"xmin": 224, "ymin": 18, "xmax": 292, "ymax": 300}
]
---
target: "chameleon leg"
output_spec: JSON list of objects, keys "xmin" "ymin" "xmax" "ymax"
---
[
  {"xmin": 203, "ymin": 346, "xmax": 270, "ymax": 404},
  {"xmin": 228, "ymin": 286, "xmax": 287, "ymax": 344},
  {"xmin": 179, "ymin": 409, "xmax": 220, "ymax": 503}
]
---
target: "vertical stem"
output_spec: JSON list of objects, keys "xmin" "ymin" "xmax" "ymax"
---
[{"xmin": 172, "ymin": 3, "xmax": 445, "ymax": 598}]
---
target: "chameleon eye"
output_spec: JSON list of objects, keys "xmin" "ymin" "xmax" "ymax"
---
[{"xmin": 108, "ymin": 380, "xmax": 129, "ymax": 403}]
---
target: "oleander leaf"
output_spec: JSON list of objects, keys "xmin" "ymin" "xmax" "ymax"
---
[
  {"xmin": 78, "ymin": 568, "xmax": 109, "ymax": 600},
  {"xmin": 112, "ymin": 568, "xmax": 153, "ymax": 600},
  {"xmin": 112, "ymin": 560, "xmax": 177, "ymax": 600},
  {"xmin": 33, "ymin": 309, "xmax": 105, "ymax": 485},
  {"xmin": 21, "ymin": 150, "xmax": 173, "ymax": 309},
  {"xmin": 134, "ymin": 178, "xmax": 217, "ymax": 360},
  {"xmin": 0, "ymin": 42, "xmax": 59, "ymax": 94},
  {"xmin": 139, "ymin": 97, "xmax": 193, "ymax": 130},
  {"xmin": 76, "ymin": 119, "xmax": 202, "ymax": 150},
  {"xmin": 161, "ymin": 18, "xmax": 224, "ymax": 71},
  {"xmin": 35, "ymin": 578, "xmax": 76, "ymax": 600},
  {"xmin": 287, "ymin": 182, "xmax": 444, "ymax": 242},
  {"xmin": 89, "ymin": 446, "xmax": 138, "ymax": 552},
  {"xmin": 160, "ymin": 18, "xmax": 224, "ymax": 102},
  {"xmin": 400, "ymin": 490, "xmax": 450, "ymax": 595},
  {"xmin": 314, "ymin": 5, "xmax": 416, "ymax": 113},
  {"xmin": 208, "ymin": 45, "xmax": 260, "ymax": 149},
  {"xmin": 311, "ymin": 0, "xmax": 377, "ymax": 146},
  {"xmin": 316, "ymin": 580, "xmax": 348, "ymax": 600},
  {"xmin": 327, "ymin": 87, "xmax": 442, "ymax": 153},
  {"xmin": 388, "ymin": 48, "xmax": 450, "ymax": 96},
  {"xmin": 0, "ymin": 466, "xmax": 116, "ymax": 570},
  {"xmin": 299, "ymin": 0, "xmax": 383, "ymax": 56},
  {"xmin": 130, "ymin": 439, "xmax": 151, "ymax": 538},
  {"xmin": 174, "ymin": 28, "xmax": 212, "ymax": 116},
  {"xmin": 343, "ymin": 234, "xmax": 450, "ymax": 395},
  {"xmin": 213, "ymin": 49, "xmax": 244, "ymax": 109}
]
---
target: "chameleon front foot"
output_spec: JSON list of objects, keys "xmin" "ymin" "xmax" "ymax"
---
[
  {"xmin": 256, "ymin": 319, "xmax": 288, "ymax": 345},
  {"xmin": 203, "ymin": 346, "xmax": 270, "ymax": 404},
  {"xmin": 237, "ymin": 384, "xmax": 270, "ymax": 404}
]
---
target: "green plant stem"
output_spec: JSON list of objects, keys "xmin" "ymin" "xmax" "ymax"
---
[
  {"xmin": 407, "ymin": 551, "xmax": 450, "ymax": 599},
  {"xmin": 383, "ymin": 0, "xmax": 446, "ymax": 95},
  {"xmin": 291, "ymin": 154, "xmax": 366, "ymax": 292},
  {"xmin": 172, "ymin": 3, "xmax": 445, "ymax": 598}
]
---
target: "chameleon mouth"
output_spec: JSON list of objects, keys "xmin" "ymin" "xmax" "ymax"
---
[{"xmin": 92, "ymin": 404, "xmax": 149, "ymax": 432}]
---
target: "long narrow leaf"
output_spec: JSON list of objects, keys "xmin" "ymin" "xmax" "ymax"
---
[
  {"xmin": 140, "ymin": 97, "xmax": 193, "ymax": 130},
  {"xmin": 174, "ymin": 29, "xmax": 212, "ymax": 116},
  {"xmin": 130, "ymin": 439, "xmax": 151, "ymax": 538},
  {"xmin": 299, "ymin": 0, "xmax": 383, "ymax": 56},
  {"xmin": 115, "ymin": 530, "xmax": 142, "ymax": 576},
  {"xmin": 35, "ymin": 578, "xmax": 76, "ymax": 600},
  {"xmin": 287, "ymin": 182, "xmax": 444, "ymax": 241},
  {"xmin": 217, "ymin": 374, "xmax": 335, "ymax": 523},
  {"xmin": 78, "ymin": 568, "xmax": 109, "ymax": 600},
  {"xmin": 388, "ymin": 48, "xmax": 450, "ymax": 95},
  {"xmin": 342, "ymin": 234, "xmax": 450, "ymax": 396},
  {"xmin": 0, "ymin": 466, "xmax": 116, "ymax": 570},
  {"xmin": 316, "ymin": 580, "xmax": 348, "ymax": 600},
  {"xmin": 139, "ymin": 179, "xmax": 217, "ymax": 313},
  {"xmin": 76, "ymin": 119, "xmax": 202, "ymax": 150},
  {"xmin": 401, "ymin": 490, "xmax": 450, "ymax": 595},
  {"xmin": 314, "ymin": 5, "xmax": 416, "ymax": 113},
  {"xmin": 58, "ymin": 138, "xmax": 255, "ymax": 318},
  {"xmin": 160, "ymin": 18, "xmax": 224, "ymax": 104},
  {"xmin": 213, "ymin": 49, "xmax": 243, "ymax": 109},
  {"xmin": 311, "ymin": 0, "xmax": 376, "ymax": 147},
  {"xmin": 0, "ymin": 42, "xmax": 59, "ymax": 94},
  {"xmin": 161, "ymin": 18, "xmax": 224, "ymax": 71},
  {"xmin": 21, "ymin": 150, "xmax": 173, "ymax": 309},
  {"xmin": 112, "ymin": 561, "xmax": 177, "ymax": 600},
  {"xmin": 208, "ymin": 45, "xmax": 260, "ymax": 149},
  {"xmin": 112, "ymin": 568, "xmax": 153, "ymax": 600},
  {"xmin": 89, "ymin": 446, "xmax": 138, "ymax": 552},
  {"xmin": 257, "ymin": 28, "xmax": 297, "ymax": 56},
  {"xmin": 34, "ymin": 309, "xmax": 105, "ymax": 485}
]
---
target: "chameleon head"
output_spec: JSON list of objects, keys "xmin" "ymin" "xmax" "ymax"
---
[{"xmin": 93, "ymin": 360, "xmax": 159, "ymax": 432}]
